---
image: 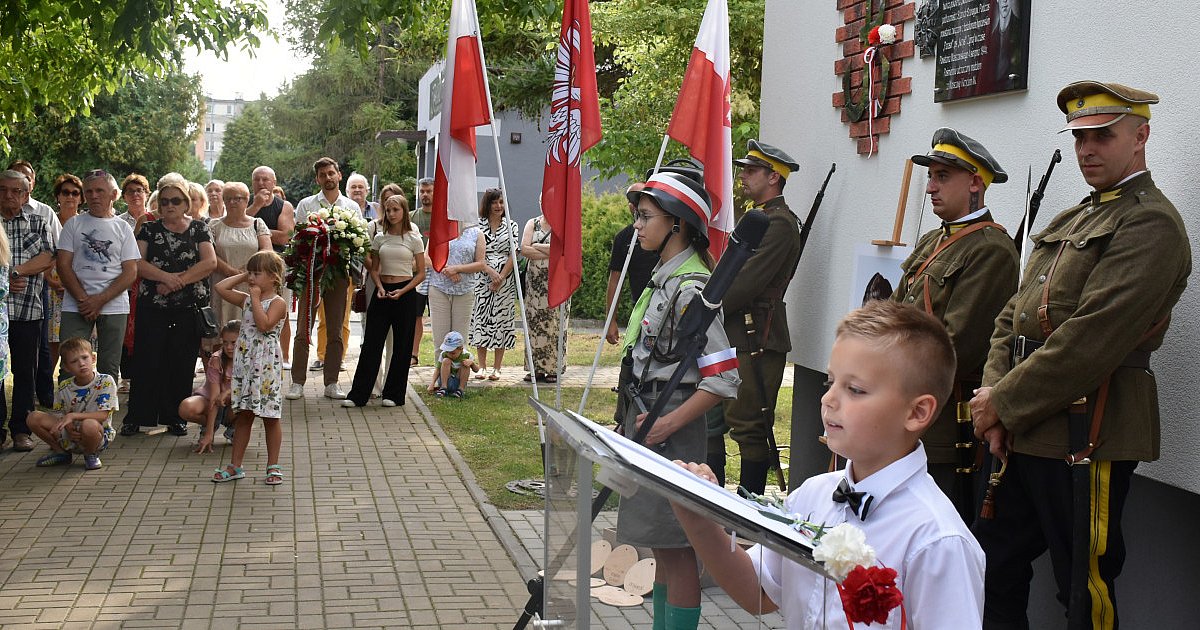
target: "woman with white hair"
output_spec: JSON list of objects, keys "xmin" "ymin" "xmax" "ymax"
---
[{"xmin": 209, "ymin": 182, "xmax": 271, "ymax": 325}]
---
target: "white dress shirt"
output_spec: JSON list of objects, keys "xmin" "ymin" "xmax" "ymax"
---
[
  {"xmin": 294, "ymin": 192, "xmax": 362, "ymax": 223},
  {"xmin": 748, "ymin": 444, "xmax": 985, "ymax": 629}
]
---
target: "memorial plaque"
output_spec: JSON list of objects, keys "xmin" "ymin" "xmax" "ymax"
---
[{"xmin": 934, "ymin": 0, "xmax": 1030, "ymax": 101}]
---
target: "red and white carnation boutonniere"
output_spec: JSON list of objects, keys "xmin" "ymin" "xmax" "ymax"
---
[{"xmin": 813, "ymin": 523, "xmax": 905, "ymax": 628}]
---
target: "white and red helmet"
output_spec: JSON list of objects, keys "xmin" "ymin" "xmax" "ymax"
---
[{"xmin": 640, "ymin": 172, "xmax": 712, "ymax": 248}]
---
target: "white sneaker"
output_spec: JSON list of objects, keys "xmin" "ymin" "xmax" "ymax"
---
[
  {"xmin": 282, "ymin": 361, "xmax": 292, "ymax": 370},
  {"xmin": 323, "ymin": 384, "xmax": 346, "ymax": 399},
  {"xmin": 341, "ymin": 399, "xmax": 359, "ymax": 408},
  {"xmin": 285, "ymin": 383, "xmax": 304, "ymax": 400},
  {"xmin": 381, "ymin": 399, "xmax": 398, "ymax": 407}
]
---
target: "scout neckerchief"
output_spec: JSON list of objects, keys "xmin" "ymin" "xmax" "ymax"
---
[{"xmin": 621, "ymin": 251, "xmax": 709, "ymax": 353}]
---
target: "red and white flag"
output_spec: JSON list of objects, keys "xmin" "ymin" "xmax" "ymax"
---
[
  {"xmin": 431, "ymin": 0, "xmax": 492, "ymax": 271},
  {"xmin": 697, "ymin": 347, "xmax": 738, "ymax": 377},
  {"xmin": 667, "ymin": 0, "xmax": 733, "ymax": 259},
  {"xmin": 542, "ymin": 0, "xmax": 601, "ymax": 308}
]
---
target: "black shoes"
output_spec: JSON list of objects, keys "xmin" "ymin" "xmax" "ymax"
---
[
  {"xmin": 120, "ymin": 424, "xmax": 140, "ymax": 437},
  {"xmin": 166, "ymin": 424, "xmax": 188, "ymax": 437}
]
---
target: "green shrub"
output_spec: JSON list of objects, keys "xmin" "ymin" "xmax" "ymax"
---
[{"xmin": 573, "ymin": 190, "xmax": 634, "ymax": 321}]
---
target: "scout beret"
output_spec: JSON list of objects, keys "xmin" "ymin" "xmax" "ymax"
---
[
  {"xmin": 1057, "ymin": 81, "xmax": 1157, "ymax": 131},
  {"xmin": 911, "ymin": 127, "xmax": 1008, "ymax": 187},
  {"xmin": 733, "ymin": 139, "xmax": 800, "ymax": 178}
]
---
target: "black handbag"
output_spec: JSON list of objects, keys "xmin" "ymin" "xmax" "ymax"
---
[{"xmin": 196, "ymin": 305, "xmax": 219, "ymax": 338}]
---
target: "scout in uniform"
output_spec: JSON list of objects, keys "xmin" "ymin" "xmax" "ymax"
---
[
  {"xmin": 724, "ymin": 140, "xmax": 803, "ymax": 495},
  {"xmin": 892, "ymin": 128, "xmax": 1019, "ymax": 521},
  {"xmin": 616, "ymin": 172, "xmax": 740, "ymax": 630},
  {"xmin": 970, "ymin": 82, "xmax": 1191, "ymax": 629}
]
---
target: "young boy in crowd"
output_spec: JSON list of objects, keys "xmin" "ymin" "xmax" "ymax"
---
[
  {"xmin": 672, "ymin": 301, "xmax": 984, "ymax": 629},
  {"xmin": 27, "ymin": 337, "xmax": 119, "ymax": 471},
  {"xmin": 427, "ymin": 331, "xmax": 480, "ymax": 398}
]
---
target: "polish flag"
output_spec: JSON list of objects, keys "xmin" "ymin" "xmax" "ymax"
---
[
  {"xmin": 542, "ymin": 0, "xmax": 601, "ymax": 308},
  {"xmin": 697, "ymin": 347, "xmax": 738, "ymax": 377},
  {"xmin": 430, "ymin": 0, "xmax": 492, "ymax": 271},
  {"xmin": 667, "ymin": 0, "xmax": 733, "ymax": 259}
]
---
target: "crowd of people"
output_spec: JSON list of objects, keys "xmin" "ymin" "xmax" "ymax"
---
[{"xmin": 0, "ymin": 158, "xmax": 568, "ymax": 475}]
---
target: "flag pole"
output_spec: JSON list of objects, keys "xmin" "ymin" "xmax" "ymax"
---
[
  {"xmin": 473, "ymin": 25, "xmax": 544, "ymax": 429},
  {"xmin": 577, "ymin": 132, "xmax": 671, "ymax": 414}
]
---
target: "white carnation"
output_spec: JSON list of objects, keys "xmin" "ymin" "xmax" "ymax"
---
[
  {"xmin": 878, "ymin": 23, "xmax": 897, "ymax": 45},
  {"xmin": 335, "ymin": 220, "xmax": 347, "ymax": 230},
  {"xmin": 812, "ymin": 523, "xmax": 876, "ymax": 582}
]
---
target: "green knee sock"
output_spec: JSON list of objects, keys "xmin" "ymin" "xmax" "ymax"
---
[
  {"xmin": 666, "ymin": 603, "xmax": 701, "ymax": 630},
  {"xmin": 652, "ymin": 583, "xmax": 667, "ymax": 630}
]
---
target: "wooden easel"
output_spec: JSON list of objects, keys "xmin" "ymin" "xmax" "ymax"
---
[{"xmin": 871, "ymin": 158, "xmax": 913, "ymax": 246}]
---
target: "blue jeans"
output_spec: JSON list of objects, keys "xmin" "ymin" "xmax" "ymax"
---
[{"xmin": 436, "ymin": 374, "xmax": 462, "ymax": 394}]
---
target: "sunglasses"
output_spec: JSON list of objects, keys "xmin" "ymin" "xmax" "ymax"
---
[
  {"xmin": 58, "ymin": 189, "xmax": 81, "ymax": 197},
  {"xmin": 159, "ymin": 196, "xmax": 189, "ymax": 207}
]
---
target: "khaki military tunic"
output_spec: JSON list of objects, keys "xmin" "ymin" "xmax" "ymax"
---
[
  {"xmin": 892, "ymin": 212, "xmax": 1018, "ymax": 463},
  {"xmin": 983, "ymin": 172, "xmax": 1191, "ymax": 461}
]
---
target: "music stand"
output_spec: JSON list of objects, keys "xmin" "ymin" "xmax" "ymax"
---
[{"xmin": 532, "ymin": 398, "xmax": 829, "ymax": 628}]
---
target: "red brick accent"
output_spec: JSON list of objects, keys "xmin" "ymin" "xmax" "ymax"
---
[{"xmin": 832, "ymin": 0, "xmax": 915, "ymax": 155}]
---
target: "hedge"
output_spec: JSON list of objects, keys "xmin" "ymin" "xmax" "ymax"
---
[{"xmin": 571, "ymin": 190, "xmax": 634, "ymax": 322}]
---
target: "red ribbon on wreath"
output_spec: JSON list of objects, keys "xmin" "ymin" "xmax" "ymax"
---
[{"xmin": 294, "ymin": 218, "xmax": 332, "ymax": 345}]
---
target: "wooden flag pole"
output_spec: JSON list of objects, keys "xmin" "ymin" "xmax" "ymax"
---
[{"xmin": 872, "ymin": 158, "xmax": 913, "ymax": 246}]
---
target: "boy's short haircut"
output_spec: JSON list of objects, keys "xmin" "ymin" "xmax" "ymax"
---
[
  {"xmin": 246, "ymin": 250, "xmax": 285, "ymax": 289},
  {"xmin": 59, "ymin": 337, "xmax": 95, "ymax": 359},
  {"xmin": 836, "ymin": 300, "xmax": 956, "ymax": 410}
]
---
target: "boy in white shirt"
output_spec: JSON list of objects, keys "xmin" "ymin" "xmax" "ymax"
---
[
  {"xmin": 27, "ymin": 338, "xmax": 119, "ymax": 471},
  {"xmin": 673, "ymin": 300, "xmax": 985, "ymax": 629}
]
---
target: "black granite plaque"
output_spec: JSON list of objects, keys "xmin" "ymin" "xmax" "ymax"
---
[{"xmin": 934, "ymin": 0, "xmax": 1030, "ymax": 102}]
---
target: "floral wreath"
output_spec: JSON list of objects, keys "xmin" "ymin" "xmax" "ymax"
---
[
  {"xmin": 841, "ymin": 0, "xmax": 899, "ymax": 159},
  {"xmin": 282, "ymin": 202, "xmax": 370, "ymax": 344}
]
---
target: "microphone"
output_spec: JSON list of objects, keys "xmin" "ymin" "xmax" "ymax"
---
[{"xmin": 673, "ymin": 210, "xmax": 770, "ymax": 339}]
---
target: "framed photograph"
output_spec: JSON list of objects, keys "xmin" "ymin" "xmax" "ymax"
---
[{"xmin": 849, "ymin": 243, "xmax": 911, "ymax": 312}]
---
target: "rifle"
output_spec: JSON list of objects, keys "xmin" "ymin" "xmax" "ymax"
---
[
  {"xmin": 980, "ymin": 149, "xmax": 1064, "ymax": 522},
  {"xmin": 1013, "ymin": 150, "xmax": 1062, "ymax": 248},
  {"xmin": 799, "ymin": 163, "xmax": 836, "ymax": 255}
]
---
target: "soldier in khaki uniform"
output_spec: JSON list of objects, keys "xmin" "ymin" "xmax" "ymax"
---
[
  {"xmin": 724, "ymin": 140, "xmax": 803, "ymax": 494},
  {"xmin": 971, "ymin": 82, "xmax": 1191, "ymax": 629},
  {"xmin": 892, "ymin": 128, "xmax": 1019, "ymax": 521}
]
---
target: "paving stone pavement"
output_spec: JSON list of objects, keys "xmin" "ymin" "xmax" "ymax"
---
[{"xmin": 0, "ymin": 316, "xmax": 792, "ymax": 629}]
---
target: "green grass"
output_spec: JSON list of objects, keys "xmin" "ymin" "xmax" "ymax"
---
[
  {"xmin": 414, "ymin": 327, "xmax": 625, "ymax": 371},
  {"xmin": 424, "ymin": 384, "xmax": 796, "ymax": 510}
]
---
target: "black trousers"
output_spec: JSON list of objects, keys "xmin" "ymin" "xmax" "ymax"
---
[
  {"xmin": 36, "ymin": 282, "xmax": 54, "ymax": 405},
  {"xmin": 1, "ymin": 319, "xmax": 42, "ymax": 439},
  {"xmin": 125, "ymin": 302, "xmax": 201, "ymax": 427},
  {"xmin": 347, "ymin": 285, "xmax": 418, "ymax": 406},
  {"xmin": 972, "ymin": 452, "xmax": 1135, "ymax": 630}
]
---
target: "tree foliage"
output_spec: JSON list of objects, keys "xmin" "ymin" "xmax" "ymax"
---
[
  {"xmin": 212, "ymin": 103, "xmax": 280, "ymax": 184},
  {"xmin": 0, "ymin": 0, "xmax": 268, "ymax": 151},
  {"xmin": 4, "ymin": 71, "xmax": 207, "ymax": 201}
]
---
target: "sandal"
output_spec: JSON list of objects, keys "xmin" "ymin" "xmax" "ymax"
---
[
  {"xmin": 410, "ymin": 355, "xmax": 419, "ymax": 366},
  {"xmin": 488, "ymin": 368, "xmax": 501, "ymax": 381},
  {"xmin": 265, "ymin": 464, "xmax": 284, "ymax": 486},
  {"xmin": 523, "ymin": 373, "xmax": 533, "ymax": 383},
  {"xmin": 212, "ymin": 465, "xmax": 244, "ymax": 483},
  {"xmin": 540, "ymin": 374, "xmax": 557, "ymax": 384}
]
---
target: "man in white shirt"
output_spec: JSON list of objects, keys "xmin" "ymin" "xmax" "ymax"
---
[
  {"xmin": 57, "ymin": 170, "xmax": 140, "ymax": 388},
  {"xmin": 288, "ymin": 157, "xmax": 361, "ymax": 400}
]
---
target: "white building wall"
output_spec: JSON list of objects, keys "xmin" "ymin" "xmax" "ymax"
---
[{"xmin": 763, "ymin": 2, "xmax": 1199, "ymax": 492}]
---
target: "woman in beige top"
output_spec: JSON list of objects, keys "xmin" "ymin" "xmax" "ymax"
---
[
  {"xmin": 343, "ymin": 195, "xmax": 425, "ymax": 408},
  {"xmin": 209, "ymin": 182, "xmax": 271, "ymax": 325}
]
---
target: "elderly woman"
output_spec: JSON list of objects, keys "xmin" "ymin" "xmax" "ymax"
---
[
  {"xmin": 119, "ymin": 174, "xmax": 151, "ymax": 231},
  {"xmin": 209, "ymin": 182, "xmax": 271, "ymax": 325},
  {"xmin": 468, "ymin": 189, "xmax": 518, "ymax": 381},
  {"xmin": 188, "ymin": 181, "xmax": 209, "ymax": 220},
  {"xmin": 122, "ymin": 175, "xmax": 216, "ymax": 437},
  {"xmin": 206, "ymin": 180, "xmax": 226, "ymax": 220},
  {"xmin": 46, "ymin": 173, "xmax": 83, "ymax": 369}
]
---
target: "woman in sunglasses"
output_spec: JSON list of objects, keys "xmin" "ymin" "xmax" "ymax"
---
[{"xmin": 121, "ymin": 175, "xmax": 216, "ymax": 438}]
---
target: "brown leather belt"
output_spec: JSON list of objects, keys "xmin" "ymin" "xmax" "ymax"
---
[{"xmin": 1012, "ymin": 335, "xmax": 1151, "ymax": 370}]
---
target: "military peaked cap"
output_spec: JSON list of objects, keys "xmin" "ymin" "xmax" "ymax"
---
[
  {"xmin": 912, "ymin": 127, "xmax": 1008, "ymax": 187},
  {"xmin": 1057, "ymin": 81, "xmax": 1158, "ymax": 131},
  {"xmin": 733, "ymin": 140, "xmax": 799, "ymax": 178}
]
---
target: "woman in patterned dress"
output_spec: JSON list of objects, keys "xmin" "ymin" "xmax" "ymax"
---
[
  {"xmin": 122, "ymin": 175, "xmax": 217, "ymax": 437},
  {"xmin": 468, "ymin": 189, "xmax": 518, "ymax": 381},
  {"xmin": 519, "ymin": 212, "xmax": 567, "ymax": 383}
]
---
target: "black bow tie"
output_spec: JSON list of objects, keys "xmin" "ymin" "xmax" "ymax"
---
[{"xmin": 832, "ymin": 478, "xmax": 874, "ymax": 521}]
